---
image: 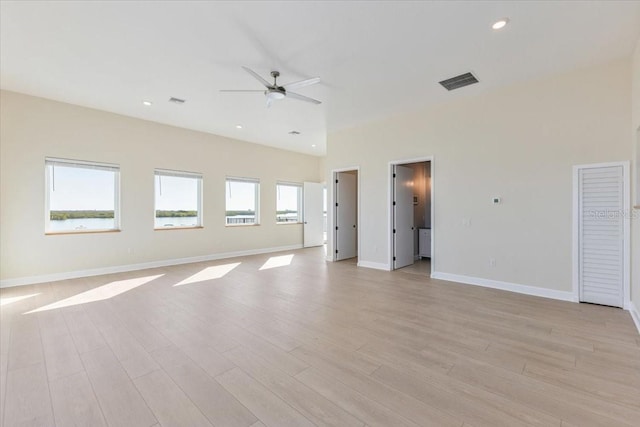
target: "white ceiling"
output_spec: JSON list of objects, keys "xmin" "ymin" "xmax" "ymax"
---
[{"xmin": 2, "ymin": 1, "xmax": 639, "ymax": 156}]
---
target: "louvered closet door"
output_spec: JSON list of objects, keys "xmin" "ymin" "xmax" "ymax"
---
[{"xmin": 578, "ymin": 165, "xmax": 624, "ymax": 307}]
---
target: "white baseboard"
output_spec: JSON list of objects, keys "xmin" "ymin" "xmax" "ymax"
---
[
  {"xmin": 630, "ymin": 301, "xmax": 640, "ymax": 335},
  {"xmin": 357, "ymin": 260, "xmax": 391, "ymax": 271},
  {"xmin": 0, "ymin": 244, "xmax": 303, "ymax": 288},
  {"xmin": 430, "ymin": 271, "xmax": 577, "ymax": 303}
]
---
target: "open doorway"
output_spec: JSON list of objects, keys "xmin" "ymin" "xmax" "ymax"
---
[
  {"xmin": 389, "ymin": 157, "xmax": 433, "ymax": 276},
  {"xmin": 333, "ymin": 169, "xmax": 359, "ymax": 262}
]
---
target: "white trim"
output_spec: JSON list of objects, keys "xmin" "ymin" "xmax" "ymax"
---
[
  {"xmin": 225, "ymin": 176, "xmax": 260, "ymax": 184},
  {"xmin": 331, "ymin": 166, "xmax": 361, "ymax": 262},
  {"xmin": 388, "ymin": 156, "xmax": 434, "ymax": 275},
  {"xmin": 0, "ymin": 244, "xmax": 303, "ymax": 288},
  {"xmin": 629, "ymin": 301, "xmax": 640, "ymax": 335},
  {"xmin": 431, "ymin": 272, "xmax": 577, "ymax": 302},
  {"xmin": 572, "ymin": 161, "xmax": 631, "ymax": 309},
  {"xmin": 45, "ymin": 159, "xmax": 121, "ymax": 233},
  {"xmin": 154, "ymin": 172, "xmax": 203, "ymax": 228},
  {"xmin": 45, "ymin": 157, "xmax": 119, "ymax": 171},
  {"xmin": 357, "ymin": 260, "xmax": 391, "ymax": 271},
  {"xmin": 155, "ymin": 168, "xmax": 203, "ymax": 179}
]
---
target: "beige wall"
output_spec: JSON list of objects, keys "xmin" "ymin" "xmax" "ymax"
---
[
  {"xmin": 326, "ymin": 59, "xmax": 632, "ymax": 295},
  {"xmin": 632, "ymin": 38, "xmax": 640, "ymax": 312},
  {"xmin": 0, "ymin": 91, "xmax": 321, "ymax": 283}
]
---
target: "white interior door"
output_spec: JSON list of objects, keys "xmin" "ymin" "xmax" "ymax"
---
[
  {"xmin": 303, "ymin": 182, "xmax": 324, "ymax": 248},
  {"xmin": 577, "ymin": 164, "xmax": 626, "ymax": 308},
  {"xmin": 393, "ymin": 165, "xmax": 414, "ymax": 269},
  {"xmin": 335, "ymin": 172, "xmax": 357, "ymax": 260}
]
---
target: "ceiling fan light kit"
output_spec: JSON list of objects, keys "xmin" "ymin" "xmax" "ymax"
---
[{"xmin": 221, "ymin": 67, "xmax": 321, "ymax": 107}]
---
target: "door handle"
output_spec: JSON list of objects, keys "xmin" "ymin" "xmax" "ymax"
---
[{"xmin": 304, "ymin": 222, "xmax": 308, "ymax": 224}]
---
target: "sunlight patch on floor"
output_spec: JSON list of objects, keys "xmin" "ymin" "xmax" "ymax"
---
[
  {"xmin": 174, "ymin": 262, "xmax": 241, "ymax": 286},
  {"xmin": 25, "ymin": 274, "xmax": 163, "ymax": 314},
  {"xmin": 259, "ymin": 254, "xmax": 294, "ymax": 270},
  {"xmin": 0, "ymin": 293, "xmax": 40, "ymax": 307}
]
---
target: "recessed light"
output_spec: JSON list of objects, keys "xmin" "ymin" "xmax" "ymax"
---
[
  {"xmin": 236, "ymin": 124, "xmax": 243, "ymax": 129},
  {"xmin": 142, "ymin": 100, "xmax": 152, "ymax": 106},
  {"xmin": 311, "ymin": 144, "xmax": 317, "ymax": 148},
  {"xmin": 492, "ymin": 18, "xmax": 509, "ymax": 30}
]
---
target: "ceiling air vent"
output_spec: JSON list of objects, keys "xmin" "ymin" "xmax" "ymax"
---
[
  {"xmin": 168, "ymin": 97, "xmax": 186, "ymax": 104},
  {"xmin": 439, "ymin": 72, "xmax": 479, "ymax": 91}
]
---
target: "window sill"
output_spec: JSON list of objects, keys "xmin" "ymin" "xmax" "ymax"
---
[
  {"xmin": 225, "ymin": 224, "xmax": 260, "ymax": 227},
  {"xmin": 154, "ymin": 226, "xmax": 204, "ymax": 231},
  {"xmin": 276, "ymin": 222, "xmax": 303, "ymax": 225},
  {"xmin": 46, "ymin": 229, "xmax": 121, "ymax": 236}
]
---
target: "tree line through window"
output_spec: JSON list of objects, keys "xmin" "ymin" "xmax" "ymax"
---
[{"xmin": 44, "ymin": 158, "xmax": 304, "ymax": 233}]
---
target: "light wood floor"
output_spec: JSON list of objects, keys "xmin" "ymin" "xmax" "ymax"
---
[{"xmin": 1, "ymin": 247, "xmax": 639, "ymax": 427}]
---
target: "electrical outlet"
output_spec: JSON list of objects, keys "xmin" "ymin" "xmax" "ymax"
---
[{"xmin": 489, "ymin": 258, "xmax": 496, "ymax": 267}]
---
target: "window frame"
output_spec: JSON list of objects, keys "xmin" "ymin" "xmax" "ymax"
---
[
  {"xmin": 154, "ymin": 168, "xmax": 204, "ymax": 230},
  {"xmin": 225, "ymin": 177, "xmax": 260, "ymax": 226},
  {"xmin": 44, "ymin": 157, "xmax": 121, "ymax": 235},
  {"xmin": 276, "ymin": 181, "xmax": 303, "ymax": 224}
]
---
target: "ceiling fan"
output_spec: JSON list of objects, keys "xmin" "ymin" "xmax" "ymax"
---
[{"xmin": 221, "ymin": 66, "xmax": 321, "ymax": 107}]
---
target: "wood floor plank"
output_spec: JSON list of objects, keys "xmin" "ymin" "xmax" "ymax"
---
[
  {"xmin": 150, "ymin": 345, "xmax": 258, "ymax": 427},
  {"xmin": 295, "ymin": 368, "xmax": 420, "ymax": 427},
  {"xmin": 41, "ymin": 332, "xmax": 83, "ymax": 381},
  {"xmin": 523, "ymin": 361, "xmax": 640, "ymax": 409},
  {"xmin": 371, "ymin": 364, "xmax": 541, "ymax": 427},
  {"xmin": 290, "ymin": 345, "xmax": 462, "ymax": 427},
  {"xmin": 7, "ymin": 317, "xmax": 43, "ymax": 371},
  {"xmin": 3, "ymin": 363, "xmax": 53, "ymax": 427},
  {"xmin": 217, "ymin": 321, "xmax": 309, "ymax": 376},
  {"xmin": 225, "ymin": 345, "xmax": 364, "ymax": 427},
  {"xmin": 216, "ymin": 367, "xmax": 314, "ymax": 427},
  {"xmin": 49, "ymin": 371, "xmax": 106, "ymax": 427},
  {"xmin": 99, "ymin": 326, "xmax": 159, "ymax": 379},
  {"xmin": 448, "ymin": 358, "xmax": 640, "ymax": 426},
  {"xmin": 62, "ymin": 309, "xmax": 107, "ymax": 354},
  {"xmin": 180, "ymin": 343, "xmax": 236, "ymax": 378},
  {"xmin": 133, "ymin": 369, "xmax": 213, "ymax": 427},
  {"xmin": 80, "ymin": 347, "xmax": 157, "ymax": 427}
]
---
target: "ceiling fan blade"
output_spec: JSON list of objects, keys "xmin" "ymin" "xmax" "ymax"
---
[
  {"xmin": 286, "ymin": 91, "xmax": 322, "ymax": 105},
  {"xmin": 242, "ymin": 66, "xmax": 272, "ymax": 88},
  {"xmin": 219, "ymin": 90, "xmax": 265, "ymax": 93},
  {"xmin": 283, "ymin": 77, "xmax": 320, "ymax": 91}
]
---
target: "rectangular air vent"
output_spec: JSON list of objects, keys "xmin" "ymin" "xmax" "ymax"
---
[
  {"xmin": 168, "ymin": 97, "xmax": 186, "ymax": 104},
  {"xmin": 439, "ymin": 72, "xmax": 479, "ymax": 91}
]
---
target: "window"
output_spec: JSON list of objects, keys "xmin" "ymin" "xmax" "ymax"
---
[
  {"xmin": 276, "ymin": 182, "xmax": 302, "ymax": 224},
  {"xmin": 45, "ymin": 158, "xmax": 120, "ymax": 233},
  {"xmin": 226, "ymin": 177, "xmax": 259, "ymax": 225},
  {"xmin": 155, "ymin": 169, "xmax": 203, "ymax": 229}
]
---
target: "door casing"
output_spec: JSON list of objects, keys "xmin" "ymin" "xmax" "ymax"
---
[
  {"xmin": 388, "ymin": 156, "xmax": 434, "ymax": 273},
  {"xmin": 329, "ymin": 167, "xmax": 360, "ymax": 262},
  {"xmin": 572, "ymin": 161, "xmax": 630, "ymax": 309}
]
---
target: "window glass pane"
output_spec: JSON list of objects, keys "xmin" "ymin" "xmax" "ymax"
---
[
  {"xmin": 47, "ymin": 163, "xmax": 118, "ymax": 232},
  {"xmin": 226, "ymin": 179, "xmax": 258, "ymax": 225},
  {"xmin": 155, "ymin": 173, "xmax": 201, "ymax": 228},
  {"xmin": 276, "ymin": 184, "xmax": 301, "ymax": 223}
]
